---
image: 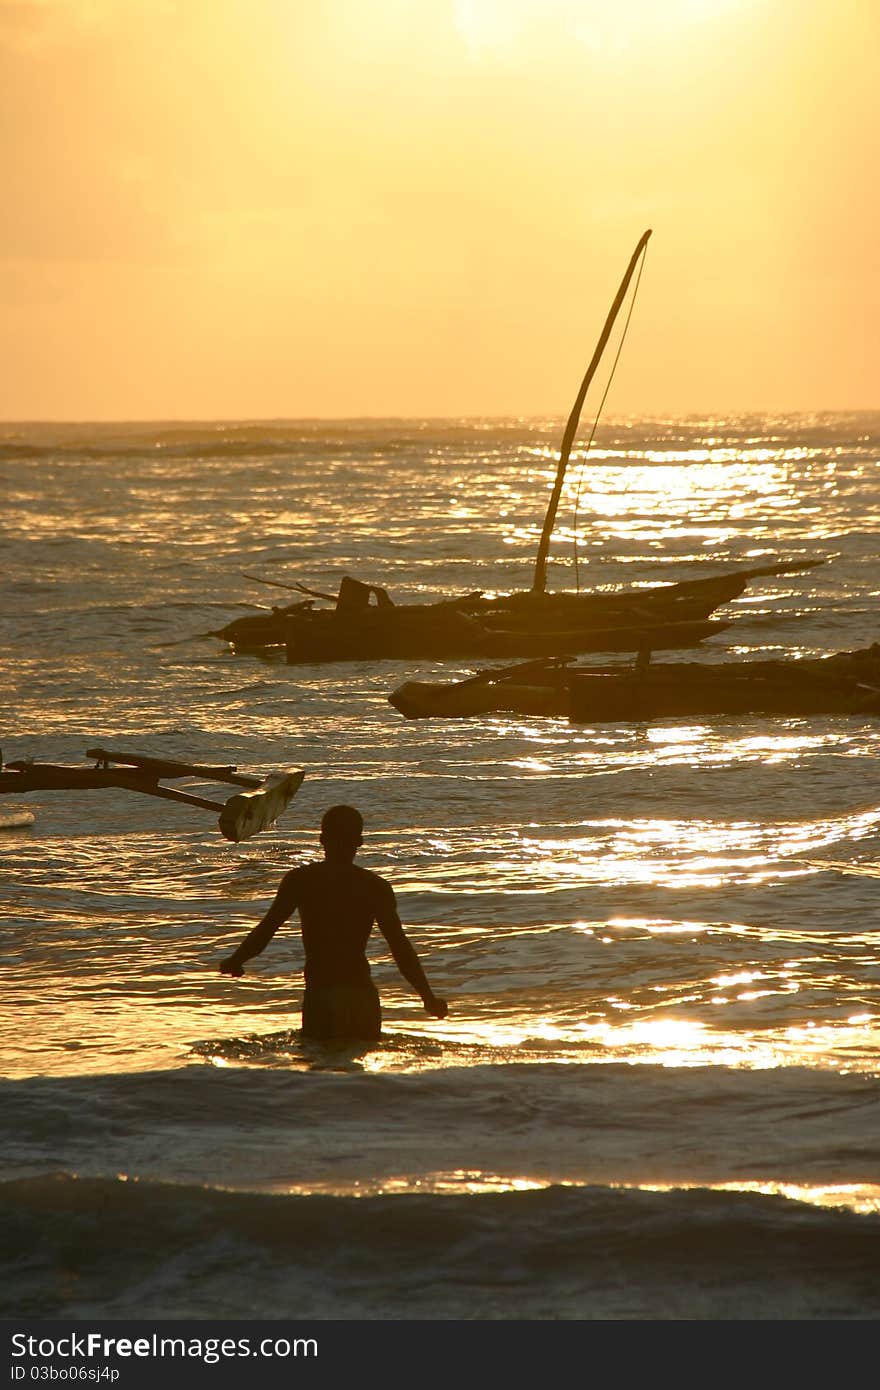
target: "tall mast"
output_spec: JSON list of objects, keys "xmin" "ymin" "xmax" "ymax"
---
[{"xmin": 531, "ymin": 228, "xmax": 651, "ymax": 595}]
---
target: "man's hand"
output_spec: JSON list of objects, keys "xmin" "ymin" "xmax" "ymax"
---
[
  {"xmin": 219, "ymin": 955, "xmax": 245, "ymax": 977},
  {"xmin": 423, "ymin": 991, "xmax": 448, "ymax": 1019}
]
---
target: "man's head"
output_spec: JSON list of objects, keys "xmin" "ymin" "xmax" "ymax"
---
[{"xmin": 320, "ymin": 804, "xmax": 363, "ymax": 861}]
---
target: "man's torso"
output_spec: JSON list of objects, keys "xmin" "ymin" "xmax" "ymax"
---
[{"xmin": 290, "ymin": 861, "xmax": 395, "ymax": 987}]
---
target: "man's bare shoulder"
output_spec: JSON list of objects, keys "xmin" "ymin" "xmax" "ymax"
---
[
  {"xmin": 277, "ymin": 862, "xmax": 316, "ymax": 892},
  {"xmin": 352, "ymin": 864, "xmax": 394, "ymax": 893},
  {"xmin": 351, "ymin": 865, "xmax": 398, "ymax": 923}
]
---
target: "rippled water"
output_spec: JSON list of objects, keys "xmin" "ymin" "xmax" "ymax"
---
[{"xmin": 2, "ymin": 414, "xmax": 879, "ymax": 1318}]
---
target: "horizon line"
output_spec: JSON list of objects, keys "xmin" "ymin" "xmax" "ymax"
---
[{"xmin": 2, "ymin": 407, "xmax": 879, "ymax": 428}]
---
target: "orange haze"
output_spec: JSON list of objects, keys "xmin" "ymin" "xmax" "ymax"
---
[{"xmin": 1, "ymin": 0, "xmax": 877, "ymax": 419}]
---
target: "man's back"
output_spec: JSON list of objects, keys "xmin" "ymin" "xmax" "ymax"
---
[{"xmin": 287, "ymin": 860, "xmax": 397, "ymax": 989}]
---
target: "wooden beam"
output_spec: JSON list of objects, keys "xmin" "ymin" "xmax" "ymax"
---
[
  {"xmin": 0, "ymin": 763, "xmax": 225, "ymax": 810},
  {"xmin": 133, "ymin": 784, "xmax": 228, "ymax": 813},
  {"xmin": 458, "ymin": 656, "xmax": 575, "ymax": 689},
  {"xmin": 85, "ymin": 748, "xmax": 262, "ymax": 787},
  {"xmin": 1, "ymin": 764, "xmax": 159, "ymax": 793}
]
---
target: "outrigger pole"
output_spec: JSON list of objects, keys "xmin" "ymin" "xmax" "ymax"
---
[
  {"xmin": 0, "ymin": 747, "xmax": 305, "ymax": 843},
  {"xmin": 531, "ymin": 228, "xmax": 652, "ymax": 596}
]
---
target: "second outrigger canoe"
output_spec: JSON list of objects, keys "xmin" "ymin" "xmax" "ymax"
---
[{"xmin": 388, "ymin": 645, "xmax": 880, "ymax": 723}]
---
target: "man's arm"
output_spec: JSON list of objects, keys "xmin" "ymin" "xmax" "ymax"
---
[
  {"xmin": 376, "ymin": 890, "xmax": 448, "ymax": 1018},
  {"xmin": 219, "ymin": 870, "xmax": 301, "ymax": 976}
]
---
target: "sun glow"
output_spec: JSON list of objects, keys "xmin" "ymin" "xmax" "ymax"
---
[
  {"xmin": 454, "ymin": 0, "xmax": 747, "ymax": 59},
  {"xmin": 2, "ymin": 0, "xmax": 876, "ymax": 416}
]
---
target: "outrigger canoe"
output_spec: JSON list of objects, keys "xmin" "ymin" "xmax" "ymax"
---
[
  {"xmin": 212, "ymin": 560, "xmax": 822, "ymax": 662},
  {"xmin": 388, "ymin": 645, "xmax": 880, "ymax": 723},
  {"xmin": 199, "ymin": 230, "xmax": 818, "ymax": 667},
  {"xmin": 200, "ymin": 229, "xmax": 825, "ymax": 668}
]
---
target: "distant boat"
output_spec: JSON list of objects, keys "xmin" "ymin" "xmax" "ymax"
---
[
  {"xmin": 199, "ymin": 230, "xmax": 822, "ymax": 666},
  {"xmin": 0, "ymin": 808, "xmax": 35, "ymax": 831},
  {"xmin": 210, "ymin": 559, "xmax": 822, "ymax": 662},
  {"xmin": 388, "ymin": 645, "xmax": 880, "ymax": 723}
]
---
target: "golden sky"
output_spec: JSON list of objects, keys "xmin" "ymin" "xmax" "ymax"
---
[{"xmin": 1, "ymin": 0, "xmax": 877, "ymax": 419}]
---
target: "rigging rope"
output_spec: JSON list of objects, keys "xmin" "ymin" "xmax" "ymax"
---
[{"xmin": 572, "ymin": 241, "xmax": 649, "ymax": 592}]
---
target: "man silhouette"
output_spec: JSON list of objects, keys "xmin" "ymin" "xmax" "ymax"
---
[{"xmin": 219, "ymin": 804, "xmax": 448, "ymax": 1040}]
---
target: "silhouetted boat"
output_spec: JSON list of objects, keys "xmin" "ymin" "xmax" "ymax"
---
[
  {"xmin": 388, "ymin": 645, "xmax": 880, "ymax": 722},
  {"xmin": 202, "ymin": 230, "xmax": 823, "ymax": 665},
  {"xmin": 211, "ymin": 559, "xmax": 822, "ymax": 661}
]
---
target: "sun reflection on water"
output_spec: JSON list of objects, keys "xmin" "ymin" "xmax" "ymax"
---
[{"xmin": 267, "ymin": 1170, "xmax": 880, "ymax": 1215}]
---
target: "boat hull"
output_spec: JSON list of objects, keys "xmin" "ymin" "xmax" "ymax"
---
[
  {"xmin": 569, "ymin": 671, "xmax": 880, "ymax": 723},
  {"xmin": 285, "ymin": 616, "xmax": 731, "ymax": 663},
  {"xmin": 388, "ymin": 645, "xmax": 880, "ymax": 722},
  {"xmin": 389, "ymin": 681, "xmax": 568, "ymax": 720},
  {"xmin": 212, "ymin": 561, "xmax": 821, "ymax": 663}
]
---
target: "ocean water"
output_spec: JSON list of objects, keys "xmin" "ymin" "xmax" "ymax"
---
[{"xmin": 1, "ymin": 413, "xmax": 879, "ymax": 1320}]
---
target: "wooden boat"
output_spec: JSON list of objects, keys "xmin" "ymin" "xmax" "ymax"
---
[
  {"xmin": 0, "ymin": 747, "xmax": 304, "ymax": 842},
  {"xmin": 388, "ymin": 645, "xmax": 880, "ymax": 723},
  {"xmin": 212, "ymin": 560, "xmax": 822, "ymax": 661},
  {"xmin": 201, "ymin": 230, "xmax": 822, "ymax": 666},
  {"xmin": 199, "ymin": 230, "xmax": 828, "ymax": 667}
]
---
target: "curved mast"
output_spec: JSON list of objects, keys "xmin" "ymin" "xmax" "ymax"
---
[{"xmin": 531, "ymin": 228, "xmax": 652, "ymax": 595}]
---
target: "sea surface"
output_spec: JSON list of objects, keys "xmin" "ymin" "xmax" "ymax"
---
[{"xmin": 1, "ymin": 413, "xmax": 879, "ymax": 1320}]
